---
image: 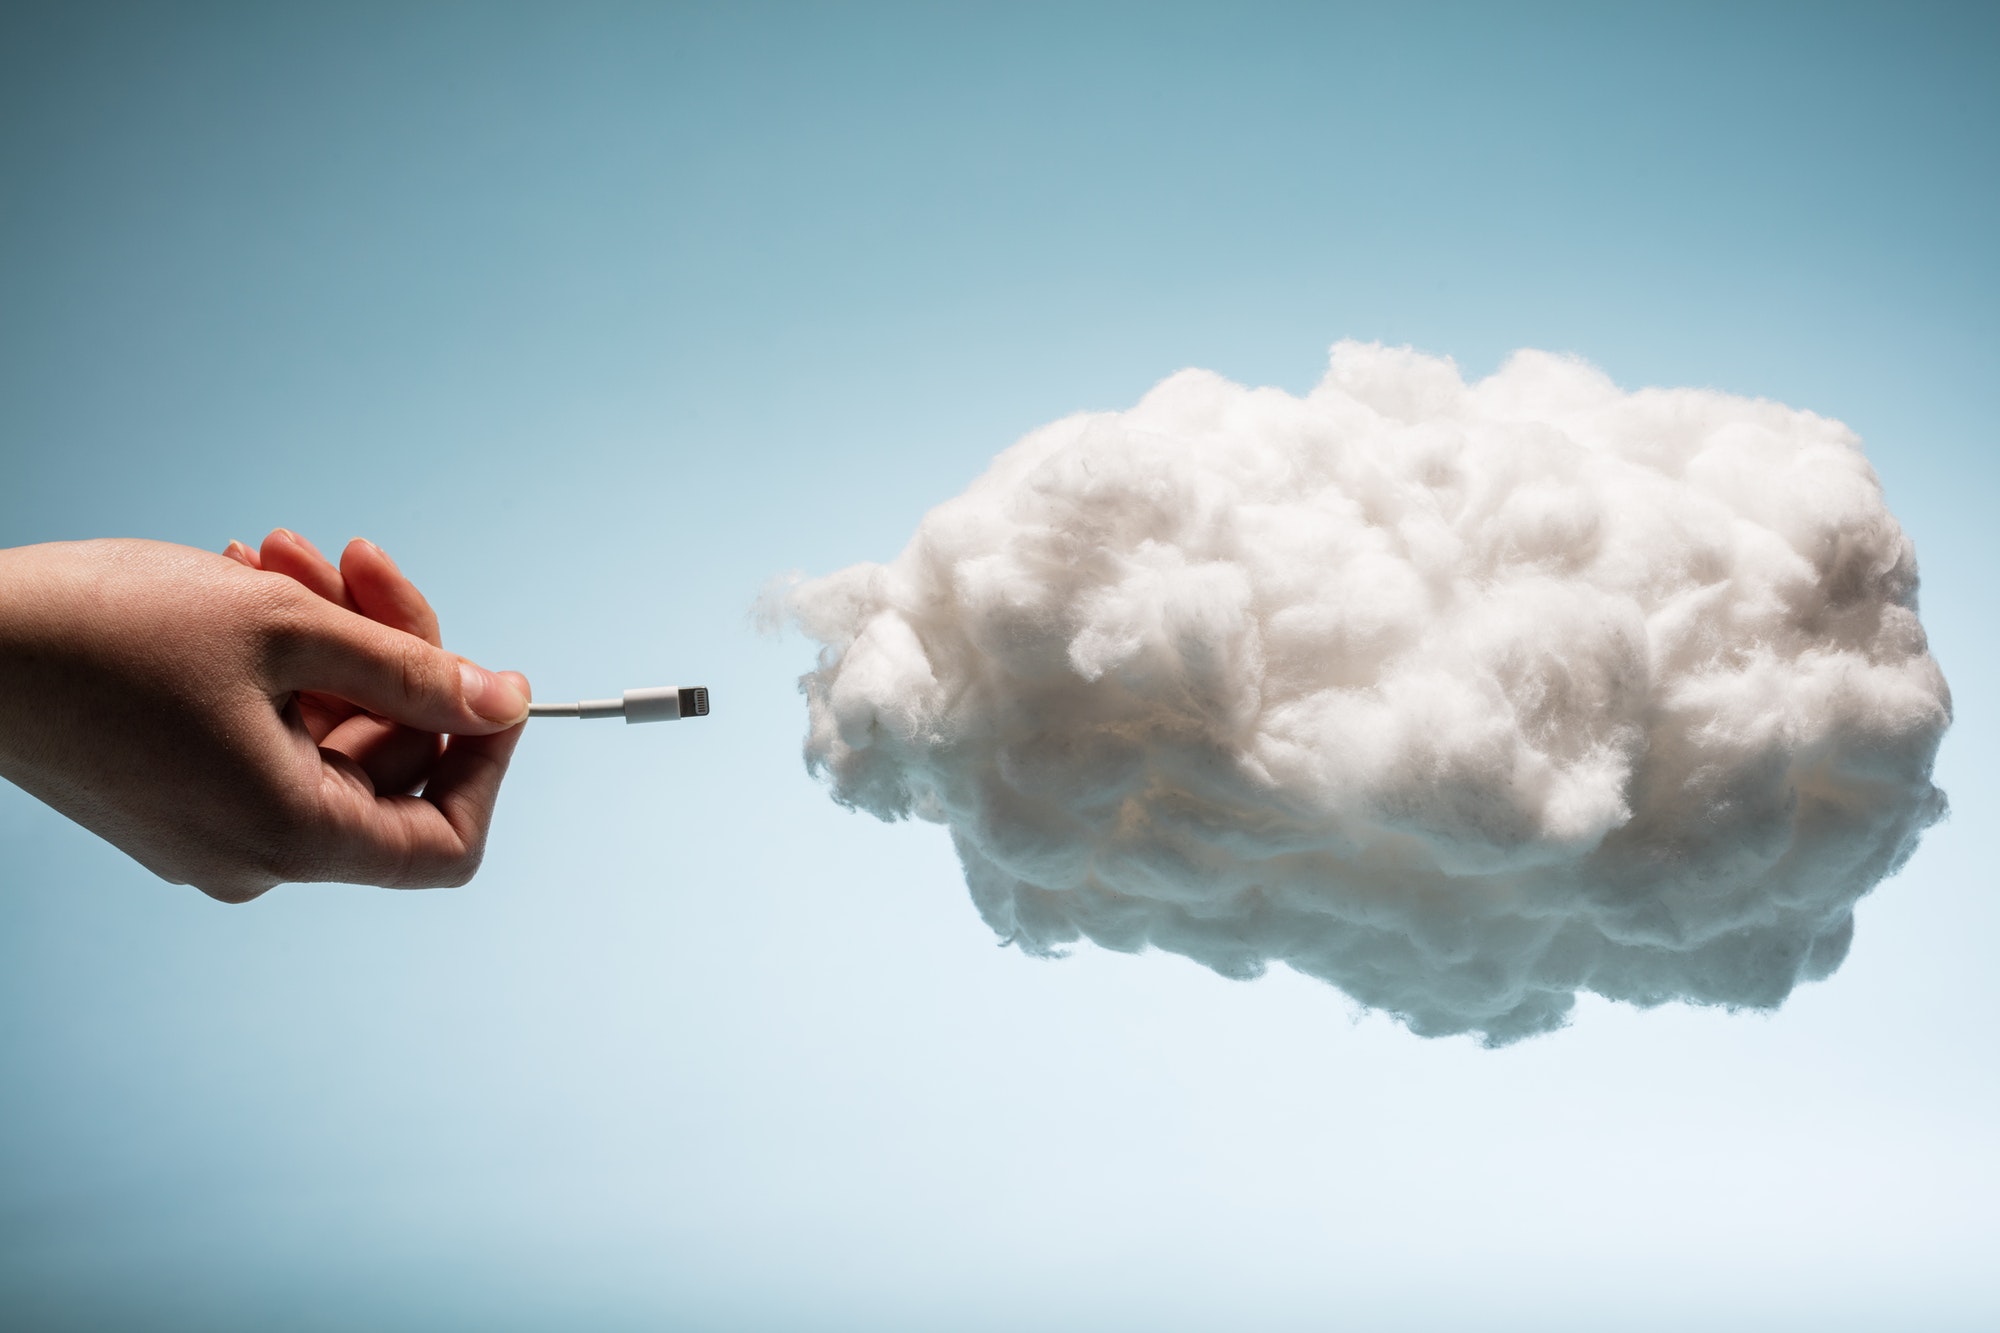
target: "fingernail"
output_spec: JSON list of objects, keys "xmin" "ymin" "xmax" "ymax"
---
[
  {"xmin": 278, "ymin": 528, "xmax": 327, "ymax": 561},
  {"xmin": 460, "ymin": 661, "xmax": 528, "ymax": 723}
]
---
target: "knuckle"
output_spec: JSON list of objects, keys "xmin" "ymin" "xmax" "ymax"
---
[
  {"xmin": 248, "ymin": 567, "xmax": 320, "ymax": 623},
  {"xmin": 382, "ymin": 823, "xmax": 426, "ymax": 887},
  {"xmin": 448, "ymin": 839, "xmax": 487, "ymax": 887},
  {"xmin": 413, "ymin": 826, "xmax": 483, "ymax": 889},
  {"xmin": 376, "ymin": 802, "xmax": 480, "ymax": 890},
  {"xmin": 251, "ymin": 582, "xmax": 327, "ymax": 676},
  {"xmin": 391, "ymin": 641, "xmax": 437, "ymax": 713}
]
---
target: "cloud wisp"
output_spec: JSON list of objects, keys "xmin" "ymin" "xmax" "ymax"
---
[{"xmin": 777, "ymin": 343, "xmax": 1951, "ymax": 1043}]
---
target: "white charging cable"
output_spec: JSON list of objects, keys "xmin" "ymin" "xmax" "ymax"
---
[{"xmin": 526, "ymin": 686, "xmax": 710, "ymax": 724}]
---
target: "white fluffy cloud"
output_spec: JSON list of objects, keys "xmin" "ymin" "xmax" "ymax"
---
[{"xmin": 779, "ymin": 343, "xmax": 1951, "ymax": 1043}]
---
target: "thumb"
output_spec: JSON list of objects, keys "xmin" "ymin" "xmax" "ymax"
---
[{"xmin": 273, "ymin": 595, "xmax": 529, "ymax": 734}]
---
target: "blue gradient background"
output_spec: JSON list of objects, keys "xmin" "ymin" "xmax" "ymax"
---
[{"xmin": 2, "ymin": 4, "xmax": 1994, "ymax": 1329}]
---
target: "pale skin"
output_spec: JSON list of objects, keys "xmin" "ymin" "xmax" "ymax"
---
[{"xmin": 0, "ymin": 531, "xmax": 529, "ymax": 902}]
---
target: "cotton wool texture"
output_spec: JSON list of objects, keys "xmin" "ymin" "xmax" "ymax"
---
[{"xmin": 783, "ymin": 343, "xmax": 1951, "ymax": 1044}]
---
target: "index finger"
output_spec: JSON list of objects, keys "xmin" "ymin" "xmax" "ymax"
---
[
  {"xmin": 340, "ymin": 539, "xmax": 442, "ymax": 647},
  {"xmin": 260, "ymin": 529, "xmax": 356, "ymax": 611}
]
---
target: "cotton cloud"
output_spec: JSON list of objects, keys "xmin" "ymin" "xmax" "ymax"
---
[{"xmin": 777, "ymin": 343, "xmax": 1951, "ymax": 1043}]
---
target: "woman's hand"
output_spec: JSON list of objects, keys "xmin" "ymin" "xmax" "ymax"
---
[{"xmin": 0, "ymin": 537, "xmax": 530, "ymax": 902}]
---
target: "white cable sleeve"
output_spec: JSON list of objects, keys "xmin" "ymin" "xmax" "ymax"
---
[{"xmin": 621, "ymin": 687, "xmax": 682, "ymax": 723}]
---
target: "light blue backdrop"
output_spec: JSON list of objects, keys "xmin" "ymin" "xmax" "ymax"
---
[{"xmin": 2, "ymin": 4, "xmax": 1993, "ymax": 1329}]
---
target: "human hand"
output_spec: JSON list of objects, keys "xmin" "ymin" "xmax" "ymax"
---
[
  {"xmin": 221, "ymin": 528, "xmax": 454, "ymax": 798},
  {"xmin": 0, "ymin": 538, "xmax": 530, "ymax": 901}
]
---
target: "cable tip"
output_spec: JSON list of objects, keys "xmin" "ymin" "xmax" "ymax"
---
[{"xmin": 619, "ymin": 685, "xmax": 711, "ymax": 723}]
